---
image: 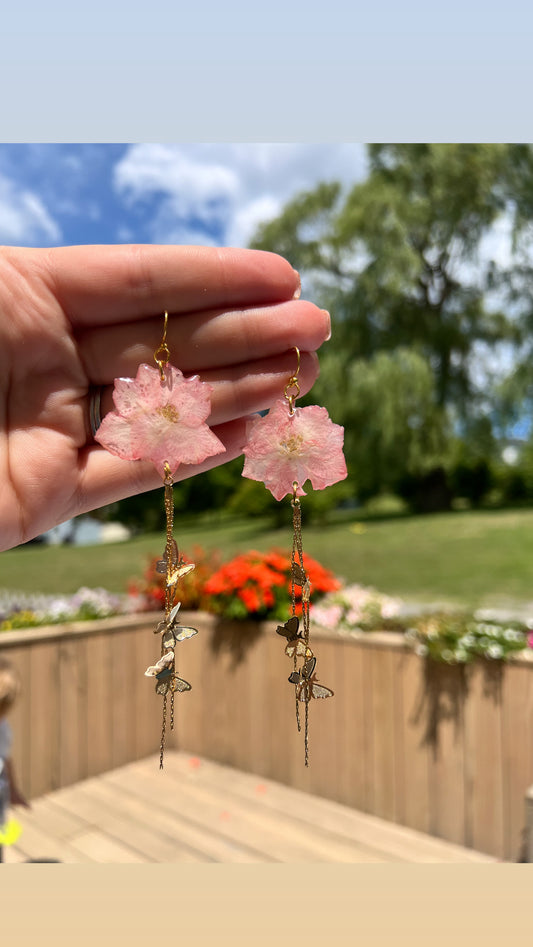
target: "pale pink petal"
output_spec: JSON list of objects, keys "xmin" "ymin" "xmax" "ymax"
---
[
  {"xmin": 112, "ymin": 376, "xmax": 141, "ymax": 418},
  {"xmin": 95, "ymin": 411, "xmax": 135, "ymax": 460},
  {"xmin": 95, "ymin": 361, "xmax": 225, "ymax": 476},
  {"xmin": 133, "ymin": 413, "xmax": 225, "ymax": 477},
  {"xmin": 242, "ymin": 398, "xmax": 346, "ymax": 499},
  {"xmin": 167, "ymin": 372, "xmax": 214, "ymax": 425}
]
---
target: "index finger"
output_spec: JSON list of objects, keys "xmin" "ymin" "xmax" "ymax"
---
[{"xmin": 42, "ymin": 244, "xmax": 301, "ymax": 326}]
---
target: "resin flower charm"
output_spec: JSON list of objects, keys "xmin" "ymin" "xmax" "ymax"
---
[
  {"xmin": 95, "ymin": 363, "xmax": 225, "ymax": 477},
  {"xmin": 242, "ymin": 399, "xmax": 347, "ymax": 501}
]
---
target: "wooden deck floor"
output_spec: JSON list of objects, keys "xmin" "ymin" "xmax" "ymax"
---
[{"xmin": 3, "ymin": 752, "xmax": 496, "ymax": 863}]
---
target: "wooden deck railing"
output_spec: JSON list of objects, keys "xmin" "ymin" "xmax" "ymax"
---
[{"xmin": 1, "ymin": 612, "xmax": 533, "ymax": 860}]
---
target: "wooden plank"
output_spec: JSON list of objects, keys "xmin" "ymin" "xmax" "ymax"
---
[
  {"xmin": 361, "ymin": 645, "xmax": 375, "ymax": 813},
  {"xmin": 427, "ymin": 662, "xmax": 467, "ymax": 846},
  {"xmin": 369, "ymin": 645, "xmax": 396, "ymax": 822},
  {"xmin": 28, "ymin": 641, "xmax": 60, "ymax": 799},
  {"xmin": 501, "ymin": 662, "xmax": 533, "ymax": 861},
  {"xmin": 86, "ymin": 632, "xmax": 114, "ymax": 777},
  {"xmin": 106, "ymin": 760, "xmax": 387, "ymax": 862},
  {"xmin": 396, "ymin": 651, "xmax": 431, "ymax": 835},
  {"xmin": 110, "ymin": 629, "xmax": 136, "ymax": 769},
  {"xmin": 164, "ymin": 753, "xmax": 495, "ymax": 863},
  {"xmin": 104, "ymin": 763, "xmax": 273, "ymax": 863},
  {"xmin": 391, "ymin": 648, "xmax": 405, "ymax": 825},
  {"xmin": 464, "ymin": 661, "xmax": 505, "ymax": 857},
  {"xmin": 48, "ymin": 781, "xmax": 200, "ymax": 863},
  {"xmin": 169, "ymin": 610, "xmax": 207, "ymax": 756},
  {"xmin": 221, "ymin": 629, "xmax": 254, "ymax": 773},
  {"xmin": 132, "ymin": 622, "xmax": 164, "ymax": 761},
  {"xmin": 8, "ymin": 750, "xmax": 496, "ymax": 863},
  {"xmin": 265, "ymin": 630, "xmax": 295, "ymax": 787},
  {"xmin": 335, "ymin": 639, "xmax": 367, "ymax": 811},
  {"xmin": 244, "ymin": 625, "xmax": 272, "ymax": 779},
  {"xmin": 197, "ymin": 622, "xmax": 234, "ymax": 766},
  {"xmin": 59, "ymin": 636, "xmax": 88, "ymax": 788},
  {"xmin": 68, "ymin": 778, "xmax": 265, "ymax": 863},
  {"xmin": 301, "ymin": 636, "xmax": 339, "ymax": 801},
  {"xmin": 23, "ymin": 795, "xmax": 89, "ymax": 840}
]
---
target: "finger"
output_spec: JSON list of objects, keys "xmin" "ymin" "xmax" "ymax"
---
[
  {"xmin": 41, "ymin": 244, "xmax": 301, "ymax": 325},
  {"xmin": 200, "ymin": 350, "xmax": 319, "ymax": 425},
  {"xmin": 96, "ymin": 350, "xmax": 320, "ymax": 428},
  {"xmin": 77, "ymin": 300, "xmax": 330, "ymax": 382},
  {"xmin": 77, "ymin": 417, "xmax": 251, "ymax": 513}
]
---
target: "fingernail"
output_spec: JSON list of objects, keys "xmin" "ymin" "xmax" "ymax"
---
[
  {"xmin": 321, "ymin": 309, "xmax": 331, "ymax": 341},
  {"xmin": 292, "ymin": 269, "xmax": 301, "ymax": 299}
]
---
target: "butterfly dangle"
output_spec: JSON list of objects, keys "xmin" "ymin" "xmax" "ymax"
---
[
  {"xmin": 282, "ymin": 493, "xmax": 334, "ymax": 765},
  {"xmin": 242, "ymin": 346, "xmax": 345, "ymax": 765},
  {"xmin": 95, "ymin": 311, "xmax": 226, "ymax": 767}
]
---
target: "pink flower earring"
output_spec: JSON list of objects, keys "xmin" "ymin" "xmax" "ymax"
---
[
  {"xmin": 241, "ymin": 346, "xmax": 347, "ymax": 765},
  {"xmin": 95, "ymin": 312, "xmax": 226, "ymax": 767}
]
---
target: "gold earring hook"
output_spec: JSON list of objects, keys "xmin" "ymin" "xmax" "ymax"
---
[
  {"xmin": 154, "ymin": 311, "xmax": 171, "ymax": 381},
  {"xmin": 284, "ymin": 346, "xmax": 301, "ymax": 415}
]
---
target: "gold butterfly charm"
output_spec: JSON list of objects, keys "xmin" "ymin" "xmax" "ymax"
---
[
  {"xmin": 276, "ymin": 615, "xmax": 313, "ymax": 659},
  {"xmin": 155, "ymin": 602, "xmax": 199, "ymax": 648},
  {"xmin": 155, "ymin": 669, "xmax": 192, "ymax": 696},
  {"xmin": 144, "ymin": 651, "xmax": 174, "ymax": 678},
  {"xmin": 288, "ymin": 656, "xmax": 334, "ymax": 702},
  {"xmin": 166, "ymin": 562, "xmax": 195, "ymax": 588},
  {"xmin": 155, "ymin": 539, "xmax": 179, "ymax": 574},
  {"xmin": 276, "ymin": 615, "xmax": 302, "ymax": 643},
  {"xmin": 154, "ymin": 601, "xmax": 181, "ymax": 634}
]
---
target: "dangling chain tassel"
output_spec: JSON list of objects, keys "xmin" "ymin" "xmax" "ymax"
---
[
  {"xmin": 159, "ymin": 463, "xmax": 175, "ymax": 769},
  {"xmin": 291, "ymin": 482, "xmax": 312, "ymax": 765}
]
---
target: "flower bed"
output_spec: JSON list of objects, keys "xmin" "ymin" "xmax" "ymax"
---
[
  {"xmin": 2, "ymin": 545, "xmax": 533, "ymax": 667},
  {"xmin": 0, "ymin": 586, "xmax": 138, "ymax": 630}
]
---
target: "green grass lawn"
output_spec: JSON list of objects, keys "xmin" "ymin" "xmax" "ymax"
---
[{"xmin": 2, "ymin": 508, "xmax": 533, "ymax": 608}]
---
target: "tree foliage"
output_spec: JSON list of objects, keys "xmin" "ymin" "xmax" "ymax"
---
[
  {"xmin": 252, "ymin": 144, "xmax": 529, "ymax": 410},
  {"xmin": 251, "ymin": 144, "xmax": 533, "ymax": 508}
]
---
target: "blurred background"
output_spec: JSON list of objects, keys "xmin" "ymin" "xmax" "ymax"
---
[{"xmin": 3, "ymin": 143, "xmax": 533, "ymax": 610}]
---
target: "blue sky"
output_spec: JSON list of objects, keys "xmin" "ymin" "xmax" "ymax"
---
[{"xmin": 0, "ymin": 143, "xmax": 367, "ymax": 249}]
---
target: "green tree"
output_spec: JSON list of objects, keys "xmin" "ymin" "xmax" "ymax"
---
[
  {"xmin": 252, "ymin": 144, "xmax": 525, "ymax": 412},
  {"xmin": 317, "ymin": 347, "xmax": 448, "ymax": 500}
]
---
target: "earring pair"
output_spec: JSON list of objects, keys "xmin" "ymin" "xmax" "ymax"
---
[{"xmin": 94, "ymin": 311, "xmax": 347, "ymax": 767}]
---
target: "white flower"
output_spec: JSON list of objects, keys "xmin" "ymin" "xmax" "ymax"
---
[
  {"xmin": 460, "ymin": 634, "xmax": 475, "ymax": 648},
  {"xmin": 415, "ymin": 643, "xmax": 428, "ymax": 657},
  {"xmin": 487, "ymin": 643, "xmax": 503, "ymax": 659}
]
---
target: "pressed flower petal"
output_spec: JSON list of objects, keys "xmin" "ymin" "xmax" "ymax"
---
[
  {"xmin": 95, "ymin": 362, "xmax": 225, "ymax": 475},
  {"xmin": 242, "ymin": 399, "xmax": 346, "ymax": 499},
  {"xmin": 112, "ymin": 376, "xmax": 142, "ymax": 418},
  {"xmin": 95, "ymin": 411, "xmax": 135, "ymax": 460}
]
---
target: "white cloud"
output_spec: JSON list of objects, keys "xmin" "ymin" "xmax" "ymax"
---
[
  {"xmin": 113, "ymin": 143, "xmax": 367, "ymax": 247},
  {"xmin": 0, "ymin": 172, "xmax": 62, "ymax": 245},
  {"xmin": 227, "ymin": 194, "xmax": 281, "ymax": 247}
]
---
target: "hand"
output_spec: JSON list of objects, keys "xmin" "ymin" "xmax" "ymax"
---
[{"xmin": 0, "ymin": 244, "xmax": 330, "ymax": 550}]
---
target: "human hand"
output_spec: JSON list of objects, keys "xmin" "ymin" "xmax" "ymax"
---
[{"xmin": 0, "ymin": 244, "xmax": 330, "ymax": 550}]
